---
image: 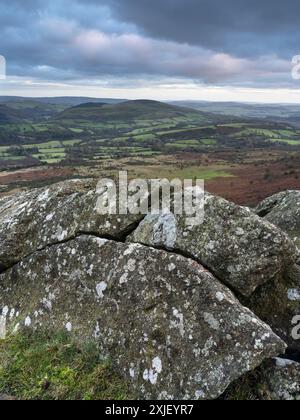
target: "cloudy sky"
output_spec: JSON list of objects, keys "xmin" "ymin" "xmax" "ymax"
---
[{"xmin": 1, "ymin": 0, "xmax": 300, "ymax": 102}]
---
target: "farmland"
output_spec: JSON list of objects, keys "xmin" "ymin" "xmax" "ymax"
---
[
  {"xmin": 0, "ymin": 97, "xmax": 299, "ymax": 205},
  {"xmin": 1, "ymin": 111, "xmax": 300, "ymax": 169}
]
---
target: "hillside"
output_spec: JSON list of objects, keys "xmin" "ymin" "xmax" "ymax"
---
[
  {"xmin": 56, "ymin": 99, "xmax": 204, "ymax": 122},
  {"xmin": 171, "ymin": 100, "xmax": 300, "ymax": 123},
  {"xmin": 0, "ymin": 97, "xmax": 127, "ymax": 123},
  {"xmin": 0, "ymin": 96, "xmax": 125, "ymax": 106},
  {"xmin": 0, "ymin": 105, "xmax": 28, "ymax": 124}
]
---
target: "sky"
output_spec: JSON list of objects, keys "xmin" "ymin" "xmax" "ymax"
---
[{"xmin": 1, "ymin": 0, "xmax": 300, "ymax": 102}]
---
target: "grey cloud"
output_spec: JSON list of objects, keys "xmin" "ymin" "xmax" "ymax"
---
[
  {"xmin": 106, "ymin": 0, "xmax": 300, "ymax": 58},
  {"xmin": 0, "ymin": 0, "xmax": 298, "ymax": 89}
]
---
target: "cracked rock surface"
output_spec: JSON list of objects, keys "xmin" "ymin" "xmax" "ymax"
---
[
  {"xmin": 251, "ymin": 192, "xmax": 300, "ymax": 351},
  {"xmin": 0, "ymin": 180, "xmax": 299, "ymax": 400},
  {"xmin": 128, "ymin": 193, "xmax": 297, "ymax": 297},
  {"xmin": 0, "ymin": 179, "xmax": 144, "ymax": 270},
  {"xmin": 256, "ymin": 190, "xmax": 300, "ymax": 249},
  {"xmin": 245, "ymin": 264, "xmax": 300, "ymax": 352},
  {"xmin": 0, "ymin": 235, "xmax": 286, "ymax": 400}
]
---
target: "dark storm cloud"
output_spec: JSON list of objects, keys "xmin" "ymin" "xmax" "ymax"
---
[
  {"xmin": 106, "ymin": 0, "xmax": 300, "ymax": 58},
  {"xmin": 0, "ymin": 0, "xmax": 298, "ymax": 88}
]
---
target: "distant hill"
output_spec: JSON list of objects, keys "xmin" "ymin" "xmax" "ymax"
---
[
  {"xmin": 56, "ymin": 99, "xmax": 202, "ymax": 122},
  {"xmin": 170, "ymin": 100, "xmax": 300, "ymax": 121},
  {"xmin": 3, "ymin": 96, "xmax": 300, "ymax": 124},
  {"xmin": 0, "ymin": 96, "xmax": 126, "ymax": 106},
  {"xmin": 0, "ymin": 96, "xmax": 128, "ymax": 123},
  {"xmin": 0, "ymin": 104, "xmax": 28, "ymax": 123}
]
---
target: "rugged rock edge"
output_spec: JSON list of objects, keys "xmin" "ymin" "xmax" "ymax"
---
[{"xmin": 0, "ymin": 180, "xmax": 299, "ymax": 400}]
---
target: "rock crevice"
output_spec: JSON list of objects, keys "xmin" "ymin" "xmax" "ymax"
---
[
  {"xmin": 0, "ymin": 235, "xmax": 286, "ymax": 400},
  {"xmin": 0, "ymin": 180, "xmax": 299, "ymax": 400}
]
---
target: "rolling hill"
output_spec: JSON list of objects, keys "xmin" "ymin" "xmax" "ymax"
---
[
  {"xmin": 0, "ymin": 96, "xmax": 127, "ymax": 123},
  {"xmin": 0, "ymin": 96, "xmax": 126, "ymax": 106},
  {"xmin": 0, "ymin": 104, "xmax": 28, "ymax": 124},
  {"xmin": 56, "ymin": 99, "xmax": 207, "ymax": 122},
  {"xmin": 170, "ymin": 100, "xmax": 300, "ymax": 122}
]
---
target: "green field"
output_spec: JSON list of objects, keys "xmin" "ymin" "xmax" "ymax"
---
[
  {"xmin": 0, "ymin": 99, "xmax": 300, "ymax": 168},
  {"xmin": 270, "ymin": 138, "xmax": 300, "ymax": 146}
]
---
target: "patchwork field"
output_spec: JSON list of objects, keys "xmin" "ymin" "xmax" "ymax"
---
[
  {"xmin": 0, "ymin": 98, "xmax": 299, "ymax": 205},
  {"xmin": 1, "ymin": 100, "xmax": 300, "ymax": 170},
  {"xmin": 1, "ymin": 119, "xmax": 300, "ymax": 168}
]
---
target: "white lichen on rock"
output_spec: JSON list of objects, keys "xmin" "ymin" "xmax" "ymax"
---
[
  {"xmin": 0, "ymin": 236, "xmax": 286, "ymax": 400},
  {"xmin": 0, "ymin": 181, "xmax": 298, "ymax": 400}
]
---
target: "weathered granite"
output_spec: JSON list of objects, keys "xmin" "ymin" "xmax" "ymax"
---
[
  {"xmin": 129, "ymin": 193, "xmax": 297, "ymax": 297},
  {"xmin": 0, "ymin": 236, "xmax": 286, "ymax": 400}
]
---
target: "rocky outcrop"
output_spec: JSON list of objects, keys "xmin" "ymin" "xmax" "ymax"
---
[
  {"xmin": 245, "ymin": 264, "xmax": 300, "ymax": 351},
  {"xmin": 225, "ymin": 358, "xmax": 300, "ymax": 400},
  {"xmin": 0, "ymin": 181, "xmax": 299, "ymax": 400},
  {"xmin": 0, "ymin": 179, "xmax": 144, "ymax": 271},
  {"xmin": 256, "ymin": 190, "xmax": 300, "ymax": 248},
  {"xmin": 0, "ymin": 236, "xmax": 286, "ymax": 400},
  {"xmin": 249, "ymin": 191, "xmax": 300, "ymax": 351},
  {"xmin": 260, "ymin": 358, "xmax": 300, "ymax": 400},
  {"xmin": 128, "ymin": 193, "xmax": 297, "ymax": 297}
]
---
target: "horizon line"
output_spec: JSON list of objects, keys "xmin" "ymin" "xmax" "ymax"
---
[{"xmin": 1, "ymin": 94, "xmax": 300, "ymax": 106}]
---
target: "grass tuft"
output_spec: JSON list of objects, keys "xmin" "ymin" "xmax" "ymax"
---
[{"xmin": 0, "ymin": 330, "xmax": 132, "ymax": 400}]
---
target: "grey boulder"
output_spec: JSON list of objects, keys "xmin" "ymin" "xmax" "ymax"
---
[
  {"xmin": 245, "ymin": 264, "xmax": 300, "ymax": 352},
  {"xmin": 0, "ymin": 179, "xmax": 144, "ymax": 270},
  {"xmin": 0, "ymin": 236, "xmax": 286, "ymax": 400},
  {"xmin": 260, "ymin": 358, "xmax": 300, "ymax": 400},
  {"xmin": 226, "ymin": 358, "xmax": 300, "ymax": 400},
  {"xmin": 256, "ymin": 190, "xmax": 300, "ymax": 248},
  {"xmin": 250, "ymin": 191, "xmax": 300, "ymax": 350},
  {"xmin": 128, "ymin": 193, "xmax": 297, "ymax": 297}
]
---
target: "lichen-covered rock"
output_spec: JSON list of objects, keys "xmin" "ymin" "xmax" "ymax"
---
[
  {"xmin": 225, "ymin": 358, "xmax": 300, "ymax": 400},
  {"xmin": 249, "ymin": 191, "xmax": 300, "ymax": 351},
  {"xmin": 0, "ymin": 236, "xmax": 286, "ymax": 400},
  {"xmin": 260, "ymin": 358, "xmax": 300, "ymax": 400},
  {"xmin": 256, "ymin": 190, "xmax": 300, "ymax": 249},
  {"xmin": 245, "ymin": 263, "xmax": 300, "ymax": 351},
  {"xmin": 0, "ymin": 179, "xmax": 144, "ymax": 270},
  {"xmin": 129, "ymin": 193, "xmax": 297, "ymax": 297}
]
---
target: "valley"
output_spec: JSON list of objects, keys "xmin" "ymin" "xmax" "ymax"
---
[{"xmin": 0, "ymin": 97, "xmax": 299, "ymax": 206}]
